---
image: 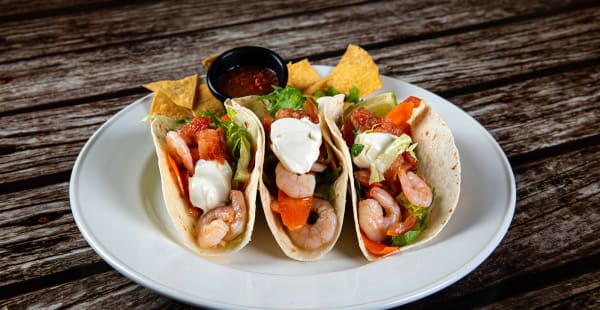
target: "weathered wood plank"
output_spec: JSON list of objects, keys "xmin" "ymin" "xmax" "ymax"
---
[
  {"xmin": 544, "ymin": 287, "xmax": 600, "ymax": 310},
  {"xmin": 0, "ymin": 182, "xmax": 103, "ymax": 287},
  {"xmin": 1, "ymin": 3, "xmax": 598, "ymax": 114},
  {"xmin": 483, "ymin": 271, "xmax": 599, "ymax": 309},
  {"xmin": 0, "ymin": 0, "xmax": 366, "ymax": 63},
  {"xmin": 372, "ymin": 6, "xmax": 600, "ymax": 93},
  {"xmin": 447, "ymin": 61, "xmax": 600, "ymax": 158},
  {"xmin": 0, "ymin": 0, "xmax": 118, "ymax": 20},
  {"xmin": 0, "ymin": 270, "xmax": 191, "ymax": 309},
  {"xmin": 0, "ymin": 94, "xmax": 140, "ymax": 186}
]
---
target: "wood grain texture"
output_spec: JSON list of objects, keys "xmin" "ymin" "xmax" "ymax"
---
[
  {"xmin": 0, "ymin": 0, "xmax": 119, "ymax": 20},
  {"xmin": 0, "ymin": 0, "xmax": 365, "ymax": 63},
  {"xmin": 0, "ymin": 270, "xmax": 190, "ymax": 309},
  {"xmin": 449, "ymin": 63, "xmax": 600, "ymax": 157},
  {"xmin": 1, "ymin": 2, "xmax": 598, "ymax": 114},
  {"xmin": 0, "ymin": 183, "xmax": 102, "ymax": 287},
  {"xmin": 0, "ymin": 94, "xmax": 139, "ymax": 186},
  {"xmin": 371, "ymin": 6, "xmax": 600, "ymax": 92}
]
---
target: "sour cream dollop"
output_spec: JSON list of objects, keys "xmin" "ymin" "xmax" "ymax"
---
[
  {"xmin": 352, "ymin": 132, "xmax": 397, "ymax": 168},
  {"xmin": 270, "ymin": 117, "xmax": 322, "ymax": 174},
  {"xmin": 188, "ymin": 159, "xmax": 232, "ymax": 212}
]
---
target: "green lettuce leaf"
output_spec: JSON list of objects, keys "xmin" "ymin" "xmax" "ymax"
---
[
  {"xmin": 260, "ymin": 85, "xmax": 305, "ymax": 116},
  {"xmin": 351, "ymin": 143, "xmax": 365, "ymax": 158},
  {"xmin": 389, "ymin": 190, "xmax": 435, "ymax": 247},
  {"xmin": 368, "ymin": 134, "xmax": 414, "ymax": 183},
  {"xmin": 346, "ymin": 87, "xmax": 360, "ymax": 103}
]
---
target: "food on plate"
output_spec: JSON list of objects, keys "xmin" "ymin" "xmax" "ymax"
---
[
  {"xmin": 303, "ymin": 44, "xmax": 382, "ymax": 97},
  {"xmin": 319, "ymin": 92, "xmax": 461, "ymax": 260},
  {"xmin": 144, "ymin": 43, "xmax": 460, "ymax": 260},
  {"xmin": 286, "ymin": 58, "xmax": 321, "ymax": 91},
  {"xmin": 286, "ymin": 44, "xmax": 460, "ymax": 260},
  {"xmin": 230, "ymin": 86, "xmax": 348, "ymax": 261},
  {"xmin": 144, "ymin": 74, "xmax": 225, "ymax": 116},
  {"xmin": 144, "ymin": 76, "xmax": 264, "ymax": 255}
]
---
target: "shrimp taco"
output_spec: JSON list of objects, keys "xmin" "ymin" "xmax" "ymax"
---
[
  {"xmin": 230, "ymin": 86, "xmax": 348, "ymax": 261},
  {"xmin": 318, "ymin": 93, "xmax": 460, "ymax": 261},
  {"xmin": 148, "ymin": 99, "xmax": 264, "ymax": 256}
]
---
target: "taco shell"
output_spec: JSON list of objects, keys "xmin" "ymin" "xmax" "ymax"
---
[
  {"xmin": 149, "ymin": 100, "xmax": 264, "ymax": 256},
  {"xmin": 321, "ymin": 96, "xmax": 461, "ymax": 261},
  {"xmin": 230, "ymin": 96, "xmax": 348, "ymax": 261}
]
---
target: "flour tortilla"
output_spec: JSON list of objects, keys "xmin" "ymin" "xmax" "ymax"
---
[
  {"xmin": 150, "ymin": 101, "xmax": 264, "ymax": 256},
  {"xmin": 230, "ymin": 96, "xmax": 348, "ymax": 261},
  {"xmin": 320, "ymin": 95, "xmax": 461, "ymax": 261}
]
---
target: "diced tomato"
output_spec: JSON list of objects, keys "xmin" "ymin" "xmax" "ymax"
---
[
  {"xmin": 277, "ymin": 190, "xmax": 312, "ymax": 231},
  {"xmin": 341, "ymin": 117, "xmax": 356, "ymax": 148},
  {"xmin": 178, "ymin": 116, "xmax": 212, "ymax": 145},
  {"xmin": 350, "ymin": 107, "xmax": 380, "ymax": 132},
  {"xmin": 349, "ymin": 107, "xmax": 405, "ymax": 136},
  {"xmin": 354, "ymin": 169, "xmax": 372, "ymax": 187},
  {"xmin": 262, "ymin": 114, "xmax": 273, "ymax": 136},
  {"xmin": 274, "ymin": 108, "xmax": 313, "ymax": 121},
  {"xmin": 195, "ymin": 128, "xmax": 229, "ymax": 163},
  {"xmin": 402, "ymin": 151, "xmax": 418, "ymax": 171},
  {"xmin": 373, "ymin": 117, "xmax": 405, "ymax": 136},
  {"xmin": 304, "ymin": 99, "xmax": 319, "ymax": 123}
]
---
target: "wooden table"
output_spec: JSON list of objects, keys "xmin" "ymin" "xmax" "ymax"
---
[{"xmin": 1, "ymin": 0, "xmax": 598, "ymax": 308}]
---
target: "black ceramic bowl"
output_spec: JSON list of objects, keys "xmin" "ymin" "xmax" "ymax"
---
[{"xmin": 206, "ymin": 46, "xmax": 288, "ymax": 102}]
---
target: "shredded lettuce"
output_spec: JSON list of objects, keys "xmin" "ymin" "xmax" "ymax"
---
[
  {"xmin": 140, "ymin": 114, "xmax": 183, "ymax": 130},
  {"xmin": 260, "ymin": 85, "xmax": 305, "ymax": 117},
  {"xmin": 368, "ymin": 134, "xmax": 414, "ymax": 184},
  {"xmin": 389, "ymin": 190, "xmax": 435, "ymax": 246},
  {"xmin": 315, "ymin": 86, "xmax": 360, "ymax": 104}
]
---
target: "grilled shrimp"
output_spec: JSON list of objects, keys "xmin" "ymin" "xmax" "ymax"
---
[
  {"xmin": 358, "ymin": 187, "xmax": 401, "ymax": 242},
  {"xmin": 399, "ymin": 169, "xmax": 432, "ymax": 207},
  {"xmin": 223, "ymin": 190, "xmax": 247, "ymax": 241},
  {"xmin": 196, "ymin": 206, "xmax": 234, "ymax": 248},
  {"xmin": 166, "ymin": 131, "xmax": 194, "ymax": 175},
  {"xmin": 288, "ymin": 198, "xmax": 337, "ymax": 250},
  {"xmin": 275, "ymin": 162, "xmax": 315, "ymax": 198},
  {"xmin": 196, "ymin": 190, "xmax": 247, "ymax": 247}
]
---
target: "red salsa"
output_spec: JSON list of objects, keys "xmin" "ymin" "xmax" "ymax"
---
[{"xmin": 217, "ymin": 65, "xmax": 278, "ymax": 98}]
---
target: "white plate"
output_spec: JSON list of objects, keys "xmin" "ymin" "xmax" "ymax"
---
[{"xmin": 70, "ymin": 66, "xmax": 516, "ymax": 309}]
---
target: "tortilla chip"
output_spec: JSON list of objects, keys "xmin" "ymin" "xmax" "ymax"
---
[
  {"xmin": 201, "ymin": 53, "xmax": 220, "ymax": 70},
  {"xmin": 287, "ymin": 59, "xmax": 321, "ymax": 91},
  {"xmin": 193, "ymin": 83, "xmax": 225, "ymax": 116},
  {"xmin": 144, "ymin": 74, "xmax": 198, "ymax": 110},
  {"xmin": 325, "ymin": 44, "xmax": 382, "ymax": 97},
  {"xmin": 304, "ymin": 78, "xmax": 329, "ymax": 96},
  {"xmin": 150, "ymin": 91, "xmax": 194, "ymax": 120}
]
